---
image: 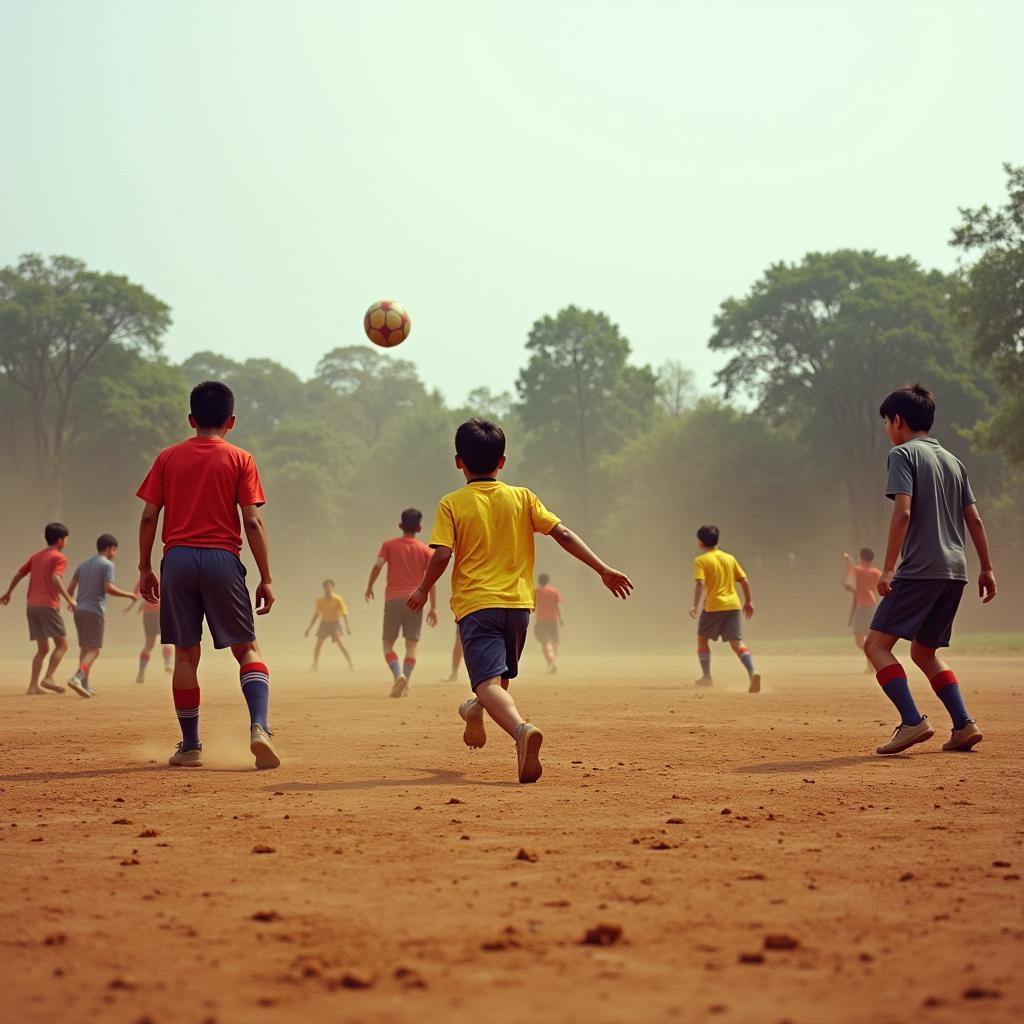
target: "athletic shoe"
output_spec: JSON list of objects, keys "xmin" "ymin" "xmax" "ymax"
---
[
  {"xmin": 876, "ymin": 716, "xmax": 934, "ymax": 755},
  {"xmin": 694, "ymin": 676, "xmax": 713, "ymax": 688},
  {"xmin": 515, "ymin": 722, "xmax": 543, "ymax": 784},
  {"xmin": 67, "ymin": 677, "xmax": 91, "ymax": 699},
  {"xmin": 168, "ymin": 742, "xmax": 203, "ymax": 767},
  {"xmin": 250, "ymin": 724, "xmax": 281, "ymax": 769},
  {"xmin": 459, "ymin": 698, "xmax": 487, "ymax": 748},
  {"xmin": 83, "ymin": 686, "xmax": 98, "ymax": 696},
  {"xmin": 40, "ymin": 678, "xmax": 65, "ymax": 694},
  {"xmin": 748, "ymin": 673, "xmax": 761, "ymax": 694},
  {"xmin": 942, "ymin": 720, "xmax": 983, "ymax": 752},
  {"xmin": 390, "ymin": 674, "xmax": 408, "ymax": 698},
  {"xmin": 135, "ymin": 672, "xmax": 145, "ymax": 684},
  {"xmin": 547, "ymin": 664, "xmax": 558, "ymax": 675}
]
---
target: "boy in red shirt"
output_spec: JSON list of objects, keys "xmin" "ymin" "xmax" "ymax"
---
[
  {"xmin": 843, "ymin": 548, "xmax": 881, "ymax": 672},
  {"xmin": 1, "ymin": 522, "xmax": 77, "ymax": 695},
  {"xmin": 534, "ymin": 573, "xmax": 563, "ymax": 674},
  {"xmin": 136, "ymin": 381, "xmax": 279, "ymax": 769},
  {"xmin": 365, "ymin": 508, "xmax": 438, "ymax": 697}
]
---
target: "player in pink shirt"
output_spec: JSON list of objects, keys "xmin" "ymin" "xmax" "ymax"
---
[
  {"xmin": 843, "ymin": 549, "xmax": 882, "ymax": 672},
  {"xmin": 534, "ymin": 573, "xmax": 563, "ymax": 674},
  {"xmin": 365, "ymin": 508, "xmax": 438, "ymax": 697}
]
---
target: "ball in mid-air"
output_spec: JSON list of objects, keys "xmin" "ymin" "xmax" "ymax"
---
[{"xmin": 364, "ymin": 300, "xmax": 411, "ymax": 348}]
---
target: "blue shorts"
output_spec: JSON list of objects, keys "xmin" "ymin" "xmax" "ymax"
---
[
  {"xmin": 458, "ymin": 608, "xmax": 531, "ymax": 690},
  {"xmin": 160, "ymin": 547, "xmax": 256, "ymax": 649},
  {"xmin": 870, "ymin": 578, "xmax": 966, "ymax": 650}
]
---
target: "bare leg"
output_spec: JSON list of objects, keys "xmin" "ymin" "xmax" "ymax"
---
[
  {"xmin": 475, "ymin": 677, "xmax": 525, "ymax": 738},
  {"xmin": 29, "ymin": 640, "xmax": 48, "ymax": 692},
  {"xmin": 312, "ymin": 636, "xmax": 324, "ymax": 668},
  {"xmin": 910, "ymin": 640, "xmax": 948, "ymax": 680},
  {"xmin": 863, "ymin": 630, "xmax": 900, "ymax": 671},
  {"xmin": 173, "ymin": 643, "xmax": 201, "ymax": 691},
  {"xmin": 43, "ymin": 637, "xmax": 68, "ymax": 682},
  {"xmin": 332, "ymin": 634, "xmax": 353, "ymax": 668}
]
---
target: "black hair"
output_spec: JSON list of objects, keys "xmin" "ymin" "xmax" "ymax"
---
[
  {"xmin": 44, "ymin": 522, "xmax": 69, "ymax": 546},
  {"xmin": 879, "ymin": 382, "xmax": 935, "ymax": 432},
  {"xmin": 538, "ymin": 573, "xmax": 550, "ymax": 586},
  {"xmin": 190, "ymin": 380, "xmax": 235, "ymax": 428},
  {"xmin": 96, "ymin": 533, "xmax": 118, "ymax": 552},
  {"xmin": 400, "ymin": 508, "xmax": 423, "ymax": 532},
  {"xmin": 322, "ymin": 578, "xmax": 335, "ymax": 587},
  {"xmin": 455, "ymin": 418, "xmax": 505, "ymax": 474},
  {"xmin": 859, "ymin": 547, "xmax": 874, "ymax": 562},
  {"xmin": 697, "ymin": 525, "xmax": 720, "ymax": 547}
]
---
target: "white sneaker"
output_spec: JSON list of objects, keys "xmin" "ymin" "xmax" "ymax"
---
[
  {"xmin": 169, "ymin": 743, "xmax": 202, "ymax": 767},
  {"xmin": 67, "ymin": 677, "xmax": 91, "ymax": 699},
  {"xmin": 876, "ymin": 716, "xmax": 934, "ymax": 755},
  {"xmin": 390, "ymin": 674, "xmax": 408, "ymax": 698},
  {"xmin": 459, "ymin": 698, "xmax": 487, "ymax": 748},
  {"xmin": 250, "ymin": 724, "xmax": 281, "ymax": 769},
  {"xmin": 515, "ymin": 722, "xmax": 544, "ymax": 784}
]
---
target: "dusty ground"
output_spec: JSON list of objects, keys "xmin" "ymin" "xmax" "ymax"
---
[{"xmin": 1, "ymin": 650, "xmax": 1022, "ymax": 1024}]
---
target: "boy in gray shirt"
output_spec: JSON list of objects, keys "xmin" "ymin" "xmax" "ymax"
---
[{"xmin": 864, "ymin": 384, "xmax": 997, "ymax": 755}]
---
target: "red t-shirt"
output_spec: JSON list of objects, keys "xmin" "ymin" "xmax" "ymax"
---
[
  {"xmin": 19, "ymin": 547, "xmax": 68, "ymax": 608},
  {"xmin": 852, "ymin": 564, "xmax": 882, "ymax": 608},
  {"xmin": 535, "ymin": 584, "xmax": 561, "ymax": 623},
  {"xmin": 378, "ymin": 536, "xmax": 432, "ymax": 601},
  {"xmin": 137, "ymin": 437, "xmax": 266, "ymax": 556}
]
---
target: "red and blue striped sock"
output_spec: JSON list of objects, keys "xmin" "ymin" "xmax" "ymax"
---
[
  {"xmin": 402, "ymin": 657, "xmax": 416, "ymax": 682},
  {"xmin": 240, "ymin": 661, "xmax": 270, "ymax": 730},
  {"xmin": 876, "ymin": 663, "xmax": 922, "ymax": 726},
  {"xmin": 930, "ymin": 669, "xmax": 970, "ymax": 729},
  {"xmin": 385, "ymin": 651, "xmax": 401, "ymax": 679},
  {"xmin": 173, "ymin": 686, "xmax": 200, "ymax": 750},
  {"xmin": 697, "ymin": 648, "xmax": 711, "ymax": 677},
  {"xmin": 735, "ymin": 646, "xmax": 755, "ymax": 676}
]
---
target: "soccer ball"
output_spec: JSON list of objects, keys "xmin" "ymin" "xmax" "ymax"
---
[{"xmin": 363, "ymin": 300, "xmax": 411, "ymax": 348}]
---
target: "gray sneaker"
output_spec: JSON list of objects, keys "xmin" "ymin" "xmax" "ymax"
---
[
  {"xmin": 67, "ymin": 676, "xmax": 91, "ymax": 699},
  {"xmin": 876, "ymin": 716, "xmax": 934, "ymax": 755},
  {"xmin": 169, "ymin": 742, "xmax": 203, "ymax": 767},
  {"xmin": 390, "ymin": 674, "xmax": 408, "ymax": 698},
  {"xmin": 942, "ymin": 720, "xmax": 983, "ymax": 752},
  {"xmin": 250, "ymin": 724, "xmax": 281, "ymax": 769},
  {"xmin": 459, "ymin": 698, "xmax": 486, "ymax": 748},
  {"xmin": 515, "ymin": 722, "xmax": 543, "ymax": 784}
]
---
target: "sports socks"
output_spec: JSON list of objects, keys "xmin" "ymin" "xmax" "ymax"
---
[
  {"xmin": 930, "ymin": 669, "xmax": 970, "ymax": 729},
  {"xmin": 735, "ymin": 646, "xmax": 755, "ymax": 676},
  {"xmin": 240, "ymin": 661, "xmax": 270, "ymax": 731},
  {"xmin": 403, "ymin": 657, "xmax": 416, "ymax": 682},
  {"xmin": 173, "ymin": 687, "xmax": 200, "ymax": 750},
  {"xmin": 876, "ymin": 663, "xmax": 922, "ymax": 726},
  {"xmin": 697, "ymin": 648, "xmax": 711, "ymax": 677},
  {"xmin": 385, "ymin": 651, "xmax": 401, "ymax": 678}
]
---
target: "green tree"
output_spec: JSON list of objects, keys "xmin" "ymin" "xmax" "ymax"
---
[
  {"xmin": 0, "ymin": 254, "xmax": 171, "ymax": 511},
  {"xmin": 656, "ymin": 359, "xmax": 698, "ymax": 417},
  {"xmin": 951, "ymin": 163, "xmax": 1024, "ymax": 464},
  {"xmin": 516, "ymin": 306, "xmax": 657, "ymax": 534},
  {"xmin": 709, "ymin": 250, "xmax": 990, "ymax": 539}
]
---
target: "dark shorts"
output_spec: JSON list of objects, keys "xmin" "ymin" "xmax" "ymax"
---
[
  {"xmin": 851, "ymin": 605, "xmax": 874, "ymax": 635},
  {"xmin": 535, "ymin": 620, "xmax": 559, "ymax": 645},
  {"xmin": 383, "ymin": 598, "xmax": 423, "ymax": 643},
  {"xmin": 459, "ymin": 608, "xmax": 531, "ymax": 690},
  {"xmin": 74, "ymin": 610, "xmax": 105, "ymax": 649},
  {"xmin": 160, "ymin": 547, "xmax": 255, "ymax": 649},
  {"xmin": 698, "ymin": 609, "xmax": 742, "ymax": 642},
  {"xmin": 870, "ymin": 578, "xmax": 966, "ymax": 649},
  {"xmin": 142, "ymin": 611, "xmax": 161, "ymax": 639},
  {"xmin": 317, "ymin": 619, "xmax": 342, "ymax": 640},
  {"xmin": 27, "ymin": 606, "xmax": 65, "ymax": 642}
]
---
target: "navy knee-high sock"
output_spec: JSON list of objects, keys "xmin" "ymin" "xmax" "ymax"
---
[
  {"xmin": 930, "ymin": 669, "xmax": 970, "ymax": 729},
  {"xmin": 697, "ymin": 648, "xmax": 711, "ymax": 677},
  {"xmin": 173, "ymin": 686, "xmax": 200, "ymax": 750},
  {"xmin": 240, "ymin": 661, "xmax": 270, "ymax": 730},
  {"xmin": 877, "ymin": 663, "xmax": 922, "ymax": 726}
]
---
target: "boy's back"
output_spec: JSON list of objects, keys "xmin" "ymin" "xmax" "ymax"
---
[
  {"xmin": 378, "ymin": 535, "xmax": 432, "ymax": 600},
  {"xmin": 694, "ymin": 548, "xmax": 744, "ymax": 611},
  {"xmin": 21, "ymin": 548, "xmax": 67, "ymax": 608},
  {"xmin": 75, "ymin": 554, "xmax": 114, "ymax": 615}
]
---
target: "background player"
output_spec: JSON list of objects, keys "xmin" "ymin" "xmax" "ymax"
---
[
  {"xmin": 534, "ymin": 572, "xmax": 563, "ymax": 674},
  {"xmin": 690, "ymin": 525, "xmax": 760, "ymax": 693},
  {"xmin": 365, "ymin": 508, "xmax": 437, "ymax": 697},
  {"xmin": 305, "ymin": 578, "xmax": 354, "ymax": 670},
  {"xmin": 1, "ymin": 522, "xmax": 76, "ymax": 695},
  {"xmin": 843, "ymin": 548, "xmax": 881, "ymax": 672},
  {"xmin": 126, "ymin": 586, "xmax": 173, "ymax": 683},
  {"xmin": 442, "ymin": 622, "xmax": 463, "ymax": 682}
]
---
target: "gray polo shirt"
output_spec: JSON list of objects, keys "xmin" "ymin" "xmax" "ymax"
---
[
  {"xmin": 885, "ymin": 437, "xmax": 975, "ymax": 581},
  {"xmin": 74, "ymin": 554, "xmax": 115, "ymax": 616}
]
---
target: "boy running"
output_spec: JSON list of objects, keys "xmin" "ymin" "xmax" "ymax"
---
[
  {"xmin": 365, "ymin": 509, "xmax": 437, "ymax": 697},
  {"xmin": 66, "ymin": 533, "xmax": 135, "ymax": 697},
  {"xmin": 408, "ymin": 419, "xmax": 633, "ymax": 784},
  {"xmin": 864, "ymin": 384, "xmax": 996, "ymax": 755},
  {"xmin": 1, "ymin": 522, "xmax": 76, "ymax": 695},
  {"xmin": 126, "ymin": 588, "xmax": 173, "ymax": 683},
  {"xmin": 534, "ymin": 573, "xmax": 563, "ymax": 674},
  {"xmin": 843, "ymin": 548, "xmax": 881, "ymax": 672},
  {"xmin": 305, "ymin": 578, "xmax": 354, "ymax": 670},
  {"xmin": 137, "ymin": 380, "xmax": 280, "ymax": 770},
  {"xmin": 690, "ymin": 525, "xmax": 760, "ymax": 693}
]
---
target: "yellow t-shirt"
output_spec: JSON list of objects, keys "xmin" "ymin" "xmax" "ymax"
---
[
  {"xmin": 315, "ymin": 593, "xmax": 348, "ymax": 622},
  {"xmin": 429, "ymin": 480, "xmax": 561, "ymax": 621},
  {"xmin": 694, "ymin": 549, "xmax": 746, "ymax": 612}
]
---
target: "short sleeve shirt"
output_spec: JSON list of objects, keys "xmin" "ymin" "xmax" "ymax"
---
[
  {"xmin": 694, "ymin": 549, "xmax": 745, "ymax": 612},
  {"xmin": 535, "ymin": 585, "xmax": 561, "ymax": 623},
  {"xmin": 74, "ymin": 554, "xmax": 115, "ymax": 616},
  {"xmin": 315, "ymin": 593, "xmax": 348, "ymax": 622},
  {"xmin": 136, "ymin": 436, "xmax": 266, "ymax": 556},
  {"xmin": 885, "ymin": 437, "xmax": 975, "ymax": 581},
  {"xmin": 852, "ymin": 564, "xmax": 881, "ymax": 608},
  {"xmin": 19, "ymin": 548, "xmax": 68, "ymax": 608},
  {"xmin": 429, "ymin": 480, "xmax": 561, "ymax": 621},
  {"xmin": 378, "ymin": 537, "xmax": 433, "ymax": 602}
]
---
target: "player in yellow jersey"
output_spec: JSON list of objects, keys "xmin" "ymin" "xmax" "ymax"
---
[
  {"xmin": 304, "ymin": 579, "xmax": 353, "ymax": 670},
  {"xmin": 690, "ymin": 525, "xmax": 760, "ymax": 693}
]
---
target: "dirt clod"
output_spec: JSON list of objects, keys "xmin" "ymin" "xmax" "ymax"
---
[
  {"xmin": 515, "ymin": 847, "xmax": 539, "ymax": 862},
  {"xmin": 581, "ymin": 923, "xmax": 622, "ymax": 946}
]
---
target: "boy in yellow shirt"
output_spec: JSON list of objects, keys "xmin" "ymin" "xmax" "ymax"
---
[
  {"xmin": 407, "ymin": 419, "xmax": 633, "ymax": 783},
  {"xmin": 690, "ymin": 525, "xmax": 760, "ymax": 693},
  {"xmin": 304, "ymin": 579, "xmax": 353, "ymax": 670}
]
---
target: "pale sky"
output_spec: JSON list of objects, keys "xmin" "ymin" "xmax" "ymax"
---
[{"xmin": 2, "ymin": 0, "xmax": 1021, "ymax": 401}]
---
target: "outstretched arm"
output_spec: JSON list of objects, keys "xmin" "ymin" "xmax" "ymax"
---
[
  {"xmin": 105, "ymin": 581, "xmax": 136, "ymax": 600},
  {"xmin": 549, "ymin": 524, "xmax": 632, "ymax": 599},
  {"xmin": 304, "ymin": 612, "xmax": 319, "ymax": 636},
  {"xmin": 365, "ymin": 558, "xmax": 385, "ymax": 602},
  {"xmin": 0, "ymin": 568, "xmax": 27, "ymax": 605},
  {"xmin": 964, "ymin": 504, "xmax": 997, "ymax": 602},
  {"xmin": 408, "ymin": 548, "xmax": 452, "ymax": 610},
  {"xmin": 878, "ymin": 494, "xmax": 911, "ymax": 597}
]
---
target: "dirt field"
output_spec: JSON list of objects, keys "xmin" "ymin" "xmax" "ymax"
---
[{"xmin": 2, "ymin": 651, "xmax": 1022, "ymax": 1024}]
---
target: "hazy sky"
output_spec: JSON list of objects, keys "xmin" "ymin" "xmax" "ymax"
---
[{"xmin": 2, "ymin": 1, "xmax": 1021, "ymax": 401}]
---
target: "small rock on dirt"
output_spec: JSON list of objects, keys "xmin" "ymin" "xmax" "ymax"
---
[
  {"xmin": 515, "ymin": 847, "xmax": 539, "ymax": 862},
  {"xmin": 764, "ymin": 933, "xmax": 799, "ymax": 950},
  {"xmin": 251, "ymin": 911, "xmax": 280, "ymax": 922},
  {"xmin": 339, "ymin": 970, "xmax": 376, "ymax": 989},
  {"xmin": 738, "ymin": 952, "xmax": 765, "ymax": 964},
  {"xmin": 252, "ymin": 844, "xmax": 276, "ymax": 854},
  {"xmin": 581, "ymin": 923, "xmax": 623, "ymax": 946},
  {"xmin": 962, "ymin": 987, "xmax": 1001, "ymax": 1000}
]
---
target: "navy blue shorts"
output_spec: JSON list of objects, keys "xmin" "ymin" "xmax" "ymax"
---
[
  {"xmin": 458, "ymin": 608, "xmax": 531, "ymax": 690},
  {"xmin": 160, "ymin": 547, "xmax": 256, "ymax": 649},
  {"xmin": 870, "ymin": 578, "xmax": 966, "ymax": 650}
]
